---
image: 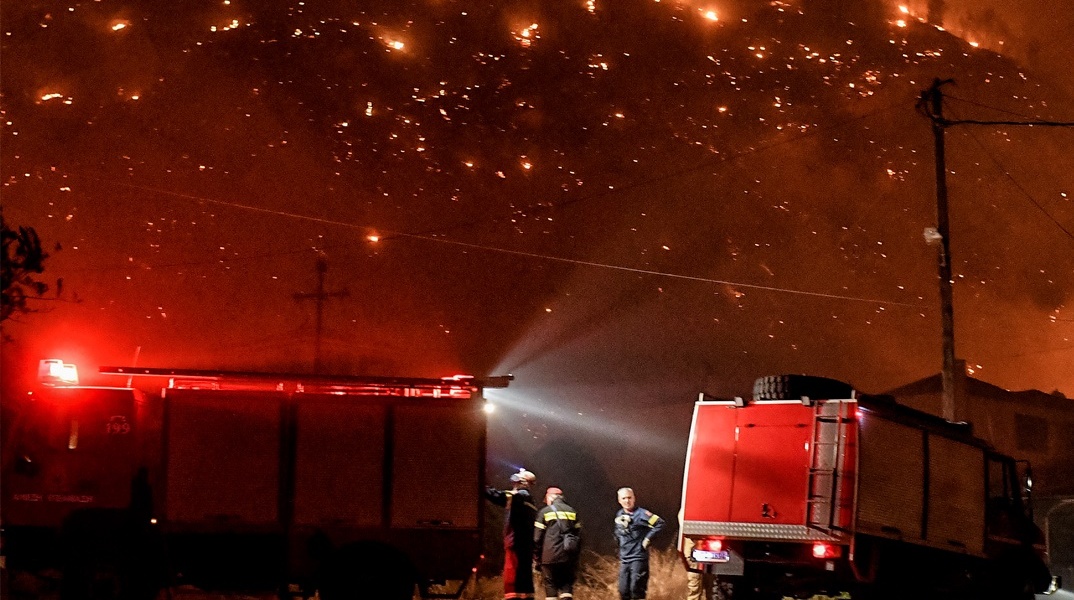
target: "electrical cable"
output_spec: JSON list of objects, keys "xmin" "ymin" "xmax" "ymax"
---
[
  {"xmin": 62, "ymin": 96, "xmax": 920, "ymax": 308},
  {"xmin": 73, "ymin": 173, "xmax": 923, "ymax": 308}
]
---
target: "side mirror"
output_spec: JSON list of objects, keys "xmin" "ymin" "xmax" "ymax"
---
[{"xmin": 1016, "ymin": 460, "xmax": 1034, "ymax": 519}]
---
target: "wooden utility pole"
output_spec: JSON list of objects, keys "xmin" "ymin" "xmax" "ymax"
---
[
  {"xmin": 917, "ymin": 79, "xmax": 1074, "ymax": 422},
  {"xmin": 293, "ymin": 254, "xmax": 349, "ymax": 374},
  {"xmin": 920, "ymin": 79, "xmax": 959, "ymax": 422}
]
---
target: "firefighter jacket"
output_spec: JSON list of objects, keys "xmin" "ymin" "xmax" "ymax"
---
[
  {"xmin": 486, "ymin": 487, "xmax": 538, "ymax": 551},
  {"xmin": 534, "ymin": 499, "xmax": 581, "ymax": 566},
  {"xmin": 614, "ymin": 507, "xmax": 665, "ymax": 562}
]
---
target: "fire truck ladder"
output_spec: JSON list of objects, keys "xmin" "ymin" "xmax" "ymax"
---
[{"xmin": 806, "ymin": 399, "xmax": 851, "ymax": 534}]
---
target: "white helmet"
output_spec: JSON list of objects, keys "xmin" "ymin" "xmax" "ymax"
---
[{"xmin": 510, "ymin": 468, "xmax": 536, "ymax": 485}]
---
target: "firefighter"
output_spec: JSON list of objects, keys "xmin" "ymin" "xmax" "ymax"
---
[
  {"xmin": 533, "ymin": 486, "xmax": 581, "ymax": 600},
  {"xmin": 485, "ymin": 468, "xmax": 538, "ymax": 600},
  {"xmin": 614, "ymin": 487, "xmax": 666, "ymax": 600},
  {"xmin": 682, "ymin": 536, "xmax": 715, "ymax": 600}
]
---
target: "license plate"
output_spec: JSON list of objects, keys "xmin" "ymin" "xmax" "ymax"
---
[{"xmin": 692, "ymin": 549, "xmax": 730, "ymax": 563}]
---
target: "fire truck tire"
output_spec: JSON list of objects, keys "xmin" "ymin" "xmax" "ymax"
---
[
  {"xmin": 59, "ymin": 509, "xmax": 163, "ymax": 600},
  {"xmin": 317, "ymin": 542, "xmax": 417, "ymax": 600},
  {"xmin": 752, "ymin": 375, "xmax": 854, "ymax": 401},
  {"xmin": 983, "ymin": 547, "xmax": 1053, "ymax": 600}
]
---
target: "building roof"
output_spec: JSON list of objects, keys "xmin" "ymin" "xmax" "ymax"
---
[{"xmin": 885, "ymin": 373, "xmax": 1074, "ymax": 413}]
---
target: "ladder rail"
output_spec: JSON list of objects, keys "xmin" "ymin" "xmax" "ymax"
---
[{"xmin": 806, "ymin": 400, "xmax": 851, "ymax": 533}]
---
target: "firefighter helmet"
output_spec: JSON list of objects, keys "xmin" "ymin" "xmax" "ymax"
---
[{"xmin": 510, "ymin": 468, "xmax": 536, "ymax": 485}]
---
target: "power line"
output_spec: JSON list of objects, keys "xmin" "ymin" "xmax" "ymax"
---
[
  {"xmin": 958, "ymin": 123, "xmax": 1074, "ymax": 243},
  {"xmin": 77, "ymin": 95, "xmax": 908, "ymax": 252},
  {"xmin": 379, "ymin": 232, "xmax": 925, "ymax": 308},
  {"xmin": 917, "ymin": 78, "xmax": 1074, "ymax": 416},
  {"xmin": 72, "ymin": 176, "xmax": 923, "ymax": 309},
  {"xmin": 61, "ymin": 99, "xmax": 921, "ymax": 308},
  {"xmin": 945, "ymin": 94, "xmax": 1074, "ymax": 126},
  {"xmin": 396, "ymin": 97, "xmax": 908, "ymax": 242}
]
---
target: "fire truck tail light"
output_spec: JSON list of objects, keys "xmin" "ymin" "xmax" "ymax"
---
[
  {"xmin": 690, "ymin": 537, "xmax": 729, "ymax": 563},
  {"xmin": 812, "ymin": 542, "xmax": 840, "ymax": 559},
  {"xmin": 38, "ymin": 359, "xmax": 79, "ymax": 386},
  {"xmin": 701, "ymin": 538, "xmax": 723, "ymax": 552}
]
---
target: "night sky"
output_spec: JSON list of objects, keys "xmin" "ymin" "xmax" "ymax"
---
[{"xmin": 3, "ymin": 0, "xmax": 1073, "ymax": 528}]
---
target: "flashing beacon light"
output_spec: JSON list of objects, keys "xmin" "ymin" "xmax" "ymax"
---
[{"xmin": 38, "ymin": 359, "xmax": 79, "ymax": 386}]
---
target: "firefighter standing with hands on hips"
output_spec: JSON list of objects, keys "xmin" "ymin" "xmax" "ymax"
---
[
  {"xmin": 614, "ymin": 487, "xmax": 665, "ymax": 600},
  {"xmin": 485, "ymin": 468, "xmax": 538, "ymax": 600},
  {"xmin": 534, "ymin": 486, "xmax": 582, "ymax": 600}
]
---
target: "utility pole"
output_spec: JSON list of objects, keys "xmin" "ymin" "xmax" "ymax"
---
[
  {"xmin": 293, "ymin": 253, "xmax": 349, "ymax": 374},
  {"xmin": 919, "ymin": 78, "xmax": 959, "ymax": 422},
  {"xmin": 917, "ymin": 79, "xmax": 1074, "ymax": 422}
]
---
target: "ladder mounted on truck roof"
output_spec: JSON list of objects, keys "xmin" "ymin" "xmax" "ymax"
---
[{"xmin": 100, "ymin": 366, "xmax": 512, "ymax": 397}]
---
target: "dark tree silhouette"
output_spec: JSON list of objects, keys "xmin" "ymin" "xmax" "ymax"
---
[{"xmin": 1, "ymin": 213, "xmax": 51, "ymax": 323}]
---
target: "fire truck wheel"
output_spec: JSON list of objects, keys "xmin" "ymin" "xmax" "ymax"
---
[
  {"xmin": 752, "ymin": 375, "xmax": 854, "ymax": 401},
  {"xmin": 317, "ymin": 542, "xmax": 417, "ymax": 600},
  {"xmin": 59, "ymin": 509, "xmax": 163, "ymax": 600}
]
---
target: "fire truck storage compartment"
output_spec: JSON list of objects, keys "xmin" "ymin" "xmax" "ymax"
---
[
  {"xmin": 927, "ymin": 435, "xmax": 985, "ymax": 555},
  {"xmin": 857, "ymin": 411, "xmax": 986, "ymax": 556},
  {"xmin": 163, "ymin": 389, "xmax": 284, "ymax": 525},
  {"xmin": 681, "ymin": 404, "xmax": 737, "ymax": 524},
  {"xmin": 293, "ymin": 395, "xmax": 387, "ymax": 527},
  {"xmin": 682, "ymin": 400, "xmax": 838, "ymax": 529},
  {"xmin": 729, "ymin": 403, "xmax": 813, "ymax": 525},
  {"xmin": 390, "ymin": 401, "xmax": 483, "ymax": 529}
]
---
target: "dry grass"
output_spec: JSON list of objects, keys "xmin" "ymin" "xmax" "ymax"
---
[
  {"xmin": 2, "ymin": 550, "xmax": 691, "ymax": 600},
  {"xmin": 461, "ymin": 548, "xmax": 688, "ymax": 600}
]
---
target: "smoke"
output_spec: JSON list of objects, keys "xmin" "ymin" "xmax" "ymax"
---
[{"xmin": 929, "ymin": 0, "xmax": 1074, "ymax": 98}]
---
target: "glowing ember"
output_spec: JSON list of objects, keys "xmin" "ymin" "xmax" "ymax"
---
[
  {"xmin": 515, "ymin": 23, "xmax": 540, "ymax": 48},
  {"xmin": 1, "ymin": 0, "xmax": 1070, "ymax": 418}
]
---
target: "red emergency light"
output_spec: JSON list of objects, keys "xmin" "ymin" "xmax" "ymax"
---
[
  {"xmin": 811, "ymin": 542, "xmax": 840, "ymax": 559},
  {"xmin": 37, "ymin": 359, "xmax": 79, "ymax": 386},
  {"xmin": 690, "ymin": 537, "xmax": 730, "ymax": 563},
  {"xmin": 699, "ymin": 538, "xmax": 723, "ymax": 553}
]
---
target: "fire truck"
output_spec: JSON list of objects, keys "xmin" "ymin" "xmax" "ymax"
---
[
  {"xmin": 679, "ymin": 374, "xmax": 1057, "ymax": 600},
  {"xmin": 1, "ymin": 359, "xmax": 510, "ymax": 600}
]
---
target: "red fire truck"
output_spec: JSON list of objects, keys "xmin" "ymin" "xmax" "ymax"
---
[
  {"xmin": 679, "ymin": 374, "xmax": 1056, "ymax": 600},
  {"xmin": 2, "ymin": 359, "xmax": 509, "ymax": 600}
]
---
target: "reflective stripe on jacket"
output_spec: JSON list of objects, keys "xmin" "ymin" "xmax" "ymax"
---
[
  {"xmin": 614, "ymin": 507, "xmax": 664, "ymax": 562},
  {"xmin": 534, "ymin": 500, "xmax": 581, "ymax": 565}
]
